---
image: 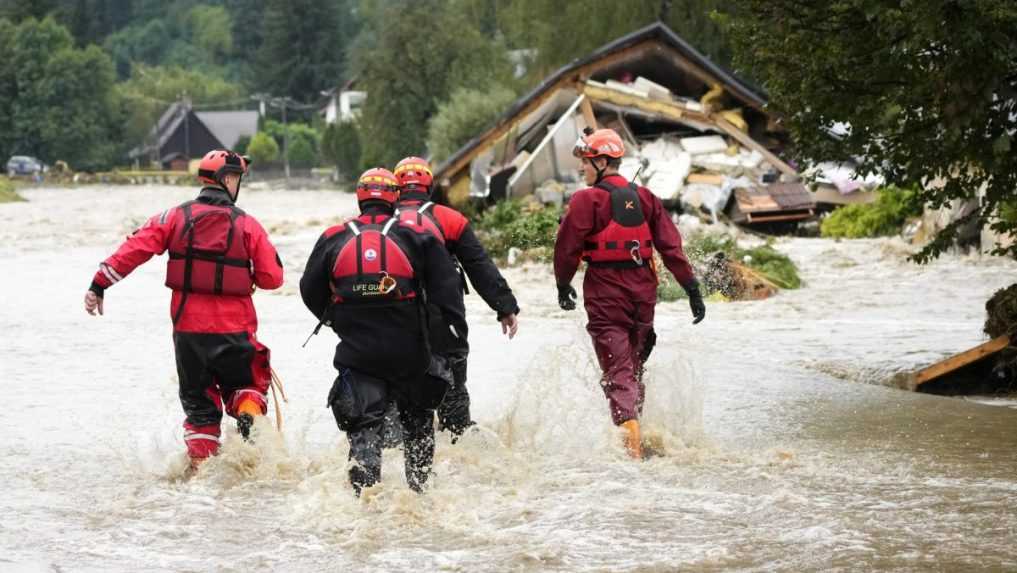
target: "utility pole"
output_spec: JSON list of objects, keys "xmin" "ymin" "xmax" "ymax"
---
[{"xmin": 266, "ymin": 95, "xmax": 318, "ymax": 182}]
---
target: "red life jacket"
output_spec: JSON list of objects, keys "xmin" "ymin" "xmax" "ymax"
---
[
  {"xmin": 396, "ymin": 201, "xmax": 445, "ymax": 244},
  {"xmin": 331, "ymin": 218, "xmax": 419, "ymax": 303},
  {"xmin": 396, "ymin": 200, "xmax": 474, "ymax": 294},
  {"xmin": 166, "ymin": 201, "xmax": 254, "ymax": 296},
  {"xmin": 581, "ymin": 181, "xmax": 654, "ymax": 268}
]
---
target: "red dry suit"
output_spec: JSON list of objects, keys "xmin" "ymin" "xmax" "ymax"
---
[
  {"xmin": 89, "ymin": 187, "xmax": 284, "ymax": 460},
  {"xmin": 554, "ymin": 174, "xmax": 697, "ymax": 425}
]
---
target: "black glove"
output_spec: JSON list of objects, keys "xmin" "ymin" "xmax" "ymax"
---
[
  {"xmin": 557, "ymin": 284, "xmax": 577, "ymax": 311},
  {"xmin": 685, "ymin": 283, "xmax": 705, "ymax": 324}
]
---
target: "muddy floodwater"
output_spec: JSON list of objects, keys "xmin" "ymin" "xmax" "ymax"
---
[{"xmin": 2, "ymin": 185, "xmax": 1016, "ymax": 572}]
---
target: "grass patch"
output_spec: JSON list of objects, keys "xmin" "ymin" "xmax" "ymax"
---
[
  {"xmin": 820, "ymin": 185, "xmax": 922, "ymax": 238},
  {"xmin": 0, "ymin": 177, "xmax": 25, "ymax": 203}
]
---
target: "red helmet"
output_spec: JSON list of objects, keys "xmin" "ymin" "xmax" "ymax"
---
[
  {"xmin": 573, "ymin": 128, "xmax": 625, "ymax": 159},
  {"xmin": 394, "ymin": 156, "xmax": 433, "ymax": 190},
  {"xmin": 197, "ymin": 149, "xmax": 249, "ymax": 187},
  {"xmin": 356, "ymin": 167, "xmax": 399, "ymax": 206}
]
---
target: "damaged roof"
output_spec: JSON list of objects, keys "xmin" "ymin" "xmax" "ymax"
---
[{"xmin": 434, "ymin": 21, "xmax": 771, "ymax": 188}]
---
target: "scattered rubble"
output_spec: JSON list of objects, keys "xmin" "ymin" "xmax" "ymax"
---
[{"xmin": 433, "ymin": 22, "xmax": 817, "ymax": 233}]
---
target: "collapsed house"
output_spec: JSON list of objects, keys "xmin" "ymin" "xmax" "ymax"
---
[{"xmin": 433, "ymin": 22, "xmax": 816, "ymax": 227}]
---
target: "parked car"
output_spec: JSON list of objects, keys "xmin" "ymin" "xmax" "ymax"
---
[{"xmin": 6, "ymin": 155, "xmax": 46, "ymax": 178}]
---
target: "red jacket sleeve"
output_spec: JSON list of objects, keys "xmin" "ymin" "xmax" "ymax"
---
[
  {"xmin": 245, "ymin": 216, "xmax": 284, "ymax": 290},
  {"xmin": 553, "ymin": 189, "xmax": 596, "ymax": 287},
  {"xmin": 644, "ymin": 190, "xmax": 697, "ymax": 288},
  {"xmin": 89, "ymin": 209, "xmax": 174, "ymax": 294}
]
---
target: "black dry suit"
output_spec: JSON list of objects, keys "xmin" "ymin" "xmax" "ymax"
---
[{"xmin": 299, "ymin": 205, "xmax": 467, "ymax": 493}]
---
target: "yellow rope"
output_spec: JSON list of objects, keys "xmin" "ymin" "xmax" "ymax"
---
[{"xmin": 269, "ymin": 367, "xmax": 288, "ymax": 432}]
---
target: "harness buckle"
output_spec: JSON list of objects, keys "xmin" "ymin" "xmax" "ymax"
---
[
  {"xmin": 378, "ymin": 272, "xmax": 397, "ymax": 295},
  {"xmin": 628, "ymin": 241, "xmax": 643, "ymax": 266}
]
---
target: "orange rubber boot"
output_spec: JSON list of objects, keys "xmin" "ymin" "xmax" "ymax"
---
[
  {"xmin": 236, "ymin": 398, "xmax": 263, "ymax": 440},
  {"xmin": 237, "ymin": 399, "xmax": 263, "ymax": 418},
  {"xmin": 621, "ymin": 419, "xmax": 642, "ymax": 460}
]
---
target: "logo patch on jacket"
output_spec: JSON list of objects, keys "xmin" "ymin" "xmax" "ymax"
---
[{"xmin": 364, "ymin": 248, "xmax": 378, "ymax": 261}]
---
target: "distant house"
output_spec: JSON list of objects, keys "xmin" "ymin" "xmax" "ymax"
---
[
  {"xmin": 320, "ymin": 77, "xmax": 366, "ymax": 124},
  {"xmin": 131, "ymin": 102, "xmax": 259, "ymax": 169}
]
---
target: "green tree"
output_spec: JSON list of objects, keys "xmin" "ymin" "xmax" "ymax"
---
[
  {"xmin": 1, "ymin": 17, "xmax": 123, "ymax": 169},
  {"xmin": 427, "ymin": 84, "xmax": 518, "ymax": 164},
  {"xmin": 256, "ymin": 0, "xmax": 346, "ymax": 102},
  {"xmin": 226, "ymin": 0, "xmax": 266, "ymax": 85},
  {"xmin": 723, "ymin": 1, "xmax": 1017, "ymax": 260},
  {"xmin": 117, "ymin": 64, "xmax": 243, "ymax": 151},
  {"xmin": 500, "ymin": 0, "xmax": 736, "ymax": 80},
  {"xmin": 352, "ymin": 0, "xmax": 516, "ymax": 168},
  {"xmin": 104, "ymin": 18, "xmax": 172, "ymax": 78},
  {"xmin": 246, "ymin": 131, "xmax": 279, "ymax": 165},
  {"xmin": 188, "ymin": 5, "xmax": 233, "ymax": 63},
  {"xmin": 322, "ymin": 120, "xmax": 361, "ymax": 180}
]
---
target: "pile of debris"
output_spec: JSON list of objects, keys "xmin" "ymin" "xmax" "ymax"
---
[{"xmin": 433, "ymin": 22, "xmax": 818, "ymax": 233}]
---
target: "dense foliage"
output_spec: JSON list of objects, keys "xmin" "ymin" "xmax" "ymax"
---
[
  {"xmin": 472, "ymin": 198, "xmax": 561, "ymax": 262},
  {"xmin": 0, "ymin": 17, "xmax": 123, "ymax": 171},
  {"xmin": 321, "ymin": 120, "xmax": 361, "ymax": 181},
  {"xmin": 427, "ymin": 85, "xmax": 519, "ymax": 165},
  {"xmin": 724, "ymin": 0, "xmax": 1017, "ymax": 260},
  {"xmin": 820, "ymin": 186, "xmax": 923, "ymax": 239},
  {"xmin": 0, "ymin": 0, "xmax": 743, "ymax": 173}
]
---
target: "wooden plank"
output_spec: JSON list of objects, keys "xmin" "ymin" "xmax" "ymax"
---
[
  {"xmin": 583, "ymin": 82, "xmax": 712, "ymax": 124},
  {"xmin": 745, "ymin": 210, "xmax": 814, "ymax": 223},
  {"xmin": 686, "ymin": 172, "xmax": 725, "ymax": 185},
  {"xmin": 711, "ymin": 115, "xmax": 797, "ymax": 177},
  {"xmin": 579, "ymin": 96, "xmax": 598, "ymax": 129},
  {"xmin": 913, "ymin": 334, "xmax": 1011, "ymax": 387}
]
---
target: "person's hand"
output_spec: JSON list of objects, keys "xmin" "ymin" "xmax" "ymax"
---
[
  {"xmin": 686, "ymin": 284, "xmax": 705, "ymax": 324},
  {"xmin": 557, "ymin": 284, "xmax": 577, "ymax": 311},
  {"xmin": 84, "ymin": 290, "xmax": 104, "ymax": 316},
  {"xmin": 500, "ymin": 313, "xmax": 518, "ymax": 339}
]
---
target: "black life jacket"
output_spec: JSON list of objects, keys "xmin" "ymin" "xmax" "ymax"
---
[
  {"xmin": 165, "ymin": 201, "xmax": 253, "ymax": 296},
  {"xmin": 582, "ymin": 181, "xmax": 654, "ymax": 269},
  {"xmin": 330, "ymin": 217, "xmax": 419, "ymax": 303}
]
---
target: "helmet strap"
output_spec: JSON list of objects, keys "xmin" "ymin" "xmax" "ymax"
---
[{"xmin": 592, "ymin": 157, "xmax": 608, "ymax": 185}]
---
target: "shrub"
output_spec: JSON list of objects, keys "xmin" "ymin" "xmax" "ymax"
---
[
  {"xmin": 473, "ymin": 199, "xmax": 560, "ymax": 262},
  {"xmin": 286, "ymin": 136, "xmax": 317, "ymax": 167},
  {"xmin": 682, "ymin": 233, "xmax": 802, "ymax": 291},
  {"xmin": 246, "ymin": 132, "xmax": 279, "ymax": 165},
  {"xmin": 322, "ymin": 121, "xmax": 361, "ymax": 180},
  {"xmin": 233, "ymin": 135, "xmax": 251, "ymax": 155},
  {"xmin": 821, "ymin": 185, "xmax": 922, "ymax": 238}
]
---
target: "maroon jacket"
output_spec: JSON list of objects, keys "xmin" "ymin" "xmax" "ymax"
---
[
  {"xmin": 554, "ymin": 174, "xmax": 696, "ymax": 302},
  {"xmin": 89, "ymin": 187, "xmax": 284, "ymax": 333}
]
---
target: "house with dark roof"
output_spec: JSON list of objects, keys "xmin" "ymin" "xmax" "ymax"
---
[
  {"xmin": 433, "ymin": 22, "xmax": 814, "ymax": 225},
  {"xmin": 131, "ymin": 102, "xmax": 259, "ymax": 169}
]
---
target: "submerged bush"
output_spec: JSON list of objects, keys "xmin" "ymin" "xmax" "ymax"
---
[
  {"xmin": 682, "ymin": 233, "xmax": 802, "ymax": 291},
  {"xmin": 820, "ymin": 186, "xmax": 922, "ymax": 238},
  {"xmin": 474, "ymin": 199, "xmax": 561, "ymax": 263}
]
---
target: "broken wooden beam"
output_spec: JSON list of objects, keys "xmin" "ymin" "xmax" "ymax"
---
[{"xmin": 911, "ymin": 334, "xmax": 1011, "ymax": 390}]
